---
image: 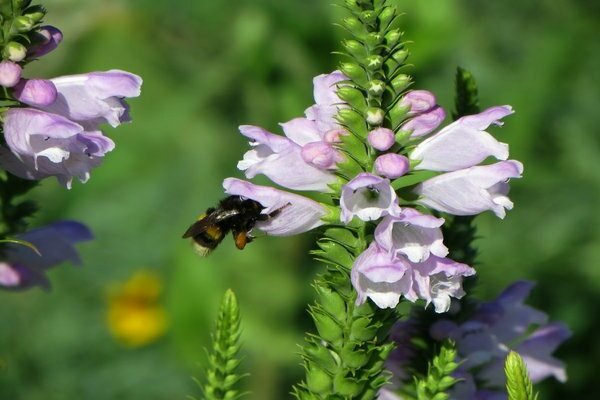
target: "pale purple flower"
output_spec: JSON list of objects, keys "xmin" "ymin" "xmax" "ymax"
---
[
  {"xmin": 28, "ymin": 26, "xmax": 63, "ymax": 58},
  {"xmin": 399, "ymin": 90, "xmax": 437, "ymax": 115},
  {"xmin": 1, "ymin": 108, "xmax": 115, "ymax": 188},
  {"xmin": 374, "ymin": 208, "xmax": 448, "ymax": 263},
  {"xmin": 223, "ymin": 178, "xmax": 328, "ymax": 236},
  {"xmin": 39, "ymin": 70, "xmax": 142, "ymax": 128},
  {"xmin": 400, "ymin": 106, "xmax": 446, "ymax": 137},
  {"xmin": 237, "ymin": 125, "xmax": 337, "ymax": 192},
  {"xmin": 415, "ymin": 160, "xmax": 524, "ymax": 218},
  {"xmin": 374, "ymin": 153, "xmax": 410, "ymax": 179},
  {"xmin": 0, "ymin": 221, "xmax": 93, "ymax": 291},
  {"xmin": 340, "ymin": 173, "xmax": 401, "ymax": 223},
  {"xmin": 304, "ymin": 70, "xmax": 347, "ymax": 132},
  {"xmin": 13, "ymin": 79, "xmax": 58, "ymax": 107},
  {"xmin": 301, "ymin": 141, "xmax": 343, "ymax": 169},
  {"xmin": 368, "ymin": 127, "xmax": 396, "ymax": 151},
  {"xmin": 351, "ymin": 242, "xmax": 412, "ymax": 309},
  {"xmin": 0, "ymin": 61, "xmax": 22, "ymax": 87},
  {"xmin": 431, "ymin": 281, "xmax": 570, "ymax": 391},
  {"xmin": 411, "ymin": 106, "xmax": 513, "ymax": 172},
  {"xmin": 407, "ymin": 256, "xmax": 475, "ymax": 313}
]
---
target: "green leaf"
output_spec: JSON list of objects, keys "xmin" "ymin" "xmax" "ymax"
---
[{"xmin": 391, "ymin": 170, "xmax": 437, "ymax": 190}]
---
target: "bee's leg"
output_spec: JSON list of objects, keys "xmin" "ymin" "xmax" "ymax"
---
[
  {"xmin": 257, "ymin": 202, "xmax": 291, "ymax": 221},
  {"xmin": 233, "ymin": 229, "xmax": 249, "ymax": 250}
]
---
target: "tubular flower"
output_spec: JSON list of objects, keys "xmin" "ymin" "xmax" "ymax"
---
[
  {"xmin": 0, "ymin": 221, "xmax": 93, "ymax": 291},
  {"xmin": 0, "ymin": 70, "xmax": 142, "ymax": 187},
  {"xmin": 340, "ymin": 173, "xmax": 401, "ymax": 223},
  {"xmin": 415, "ymin": 160, "xmax": 523, "ymax": 218},
  {"xmin": 304, "ymin": 70, "xmax": 347, "ymax": 132},
  {"xmin": 223, "ymin": 178, "xmax": 328, "ymax": 236},
  {"xmin": 410, "ymin": 106, "xmax": 513, "ymax": 172},
  {"xmin": 28, "ymin": 25, "xmax": 63, "ymax": 58}
]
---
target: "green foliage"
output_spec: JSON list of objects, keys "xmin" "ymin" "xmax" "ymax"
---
[
  {"xmin": 400, "ymin": 343, "xmax": 459, "ymax": 400},
  {"xmin": 195, "ymin": 289, "xmax": 247, "ymax": 400},
  {"xmin": 505, "ymin": 351, "xmax": 539, "ymax": 400},
  {"xmin": 0, "ymin": 172, "xmax": 38, "ymax": 238}
]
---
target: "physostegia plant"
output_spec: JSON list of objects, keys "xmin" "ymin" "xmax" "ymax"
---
[{"xmin": 194, "ymin": 1, "xmax": 570, "ymax": 399}]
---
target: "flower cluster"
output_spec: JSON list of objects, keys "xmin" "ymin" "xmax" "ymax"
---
[
  {"xmin": 225, "ymin": 70, "xmax": 522, "ymax": 314},
  {"xmin": 0, "ymin": 25, "xmax": 142, "ymax": 188},
  {"xmin": 382, "ymin": 281, "xmax": 570, "ymax": 400},
  {"xmin": 0, "ymin": 221, "xmax": 92, "ymax": 291}
]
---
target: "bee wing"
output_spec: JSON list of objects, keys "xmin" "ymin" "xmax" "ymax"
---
[{"xmin": 182, "ymin": 209, "xmax": 242, "ymax": 238}]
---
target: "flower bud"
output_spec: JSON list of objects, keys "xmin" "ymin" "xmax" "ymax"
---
[
  {"xmin": 342, "ymin": 17, "xmax": 366, "ymax": 39},
  {"xmin": 24, "ymin": 5, "xmax": 46, "ymax": 23},
  {"xmin": 401, "ymin": 106, "xmax": 446, "ymax": 137},
  {"xmin": 0, "ymin": 61, "xmax": 22, "ymax": 87},
  {"xmin": 391, "ymin": 74, "xmax": 411, "ymax": 92},
  {"xmin": 14, "ymin": 16, "xmax": 35, "ymax": 32},
  {"xmin": 337, "ymin": 86, "xmax": 367, "ymax": 113},
  {"xmin": 389, "ymin": 101, "xmax": 410, "ymax": 126},
  {"xmin": 4, "ymin": 42, "xmax": 27, "ymax": 62},
  {"xmin": 323, "ymin": 128, "xmax": 345, "ymax": 143},
  {"xmin": 365, "ymin": 32, "xmax": 383, "ymax": 48},
  {"xmin": 393, "ymin": 49, "xmax": 409, "ymax": 64},
  {"xmin": 385, "ymin": 29, "xmax": 402, "ymax": 45},
  {"xmin": 366, "ymin": 107, "xmax": 385, "ymax": 126},
  {"xmin": 360, "ymin": 10, "xmax": 377, "ymax": 25},
  {"xmin": 13, "ymin": 79, "xmax": 57, "ymax": 106},
  {"xmin": 400, "ymin": 90, "xmax": 437, "ymax": 114},
  {"xmin": 28, "ymin": 26, "xmax": 63, "ymax": 58},
  {"xmin": 340, "ymin": 62, "xmax": 366, "ymax": 82},
  {"xmin": 375, "ymin": 153, "xmax": 410, "ymax": 179},
  {"xmin": 368, "ymin": 80, "xmax": 386, "ymax": 96},
  {"xmin": 342, "ymin": 39, "xmax": 367, "ymax": 60},
  {"xmin": 379, "ymin": 7, "xmax": 396, "ymax": 28},
  {"xmin": 365, "ymin": 55, "xmax": 383, "ymax": 70},
  {"xmin": 344, "ymin": 0, "xmax": 360, "ymax": 11},
  {"xmin": 301, "ymin": 142, "xmax": 341, "ymax": 170},
  {"xmin": 368, "ymin": 127, "xmax": 395, "ymax": 151}
]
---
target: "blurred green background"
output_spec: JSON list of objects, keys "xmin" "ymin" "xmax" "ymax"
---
[{"xmin": 0, "ymin": 0, "xmax": 599, "ymax": 398}]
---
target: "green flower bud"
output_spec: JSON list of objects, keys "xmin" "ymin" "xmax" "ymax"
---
[
  {"xmin": 305, "ymin": 365, "xmax": 333, "ymax": 394},
  {"xmin": 365, "ymin": 32, "xmax": 383, "ymax": 48},
  {"xmin": 378, "ymin": 6, "xmax": 396, "ymax": 28},
  {"xmin": 14, "ymin": 0, "xmax": 32, "ymax": 10},
  {"xmin": 391, "ymin": 73, "xmax": 411, "ymax": 92},
  {"xmin": 342, "ymin": 17, "xmax": 367, "ymax": 40},
  {"xmin": 385, "ymin": 29, "xmax": 403, "ymax": 45},
  {"xmin": 337, "ymin": 86, "xmax": 367, "ymax": 113},
  {"xmin": 337, "ymin": 107, "xmax": 364, "ymax": 129},
  {"xmin": 4, "ymin": 42, "xmax": 27, "ymax": 62},
  {"xmin": 14, "ymin": 16, "xmax": 35, "ymax": 32},
  {"xmin": 389, "ymin": 101, "xmax": 410, "ymax": 126},
  {"xmin": 360, "ymin": 10, "xmax": 377, "ymax": 25},
  {"xmin": 368, "ymin": 80, "xmax": 386, "ymax": 96},
  {"xmin": 24, "ymin": 5, "xmax": 46, "ymax": 23},
  {"xmin": 393, "ymin": 49, "xmax": 409, "ymax": 64},
  {"xmin": 342, "ymin": 39, "xmax": 367, "ymax": 60},
  {"xmin": 350, "ymin": 316, "xmax": 378, "ymax": 341},
  {"xmin": 318, "ymin": 287, "xmax": 347, "ymax": 322},
  {"xmin": 313, "ymin": 310, "xmax": 343, "ymax": 343},
  {"xmin": 365, "ymin": 55, "xmax": 383, "ymax": 70},
  {"xmin": 333, "ymin": 374, "xmax": 363, "ymax": 397},
  {"xmin": 341, "ymin": 344, "xmax": 369, "ymax": 369},
  {"xmin": 340, "ymin": 62, "xmax": 367, "ymax": 84},
  {"xmin": 344, "ymin": 0, "xmax": 360, "ymax": 11},
  {"xmin": 366, "ymin": 107, "xmax": 385, "ymax": 126}
]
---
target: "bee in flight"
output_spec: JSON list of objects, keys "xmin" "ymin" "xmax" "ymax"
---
[{"xmin": 182, "ymin": 196, "xmax": 280, "ymax": 256}]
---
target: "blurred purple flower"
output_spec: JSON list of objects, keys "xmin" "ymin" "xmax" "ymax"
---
[
  {"xmin": 410, "ymin": 106, "xmax": 513, "ymax": 172},
  {"xmin": 40, "ymin": 70, "xmax": 142, "ymax": 128},
  {"xmin": 374, "ymin": 208, "xmax": 448, "ymax": 263},
  {"xmin": 340, "ymin": 173, "xmax": 401, "ymax": 223},
  {"xmin": 223, "ymin": 178, "xmax": 328, "ymax": 236},
  {"xmin": 28, "ymin": 26, "xmax": 63, "ymax": 58},
  {"xmin": 415, "ymin": 160, "xmax": 523, "ymax": 218},
  {"xmin": 0, "ymin": 108, "xmax": 115, "ymax": 188},
  {"xmin": 0, "ymin": 221, "xmax": 93, "ymax": 291}
]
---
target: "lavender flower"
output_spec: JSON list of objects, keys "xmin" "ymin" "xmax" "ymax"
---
[
  {"xmin": 415, "ymin": 160, "xmax": 524, "ymax": 218},
  {"xmin": 13, "ymin": 79, "xmax": 58, "ymax": 107},
  {"xmin": 304, "ymin": 70, "xmax": 347, "ymax": 132},
  {"xmin": 374, "ymin": 208, "xmax": 448, "ymax": 263},
  {"xmin": 401, "ymin": 106, "xmax": 446, "ymax": 138},
  {"xmin": 410, "ymin": 106, "xmax": 513, "ymax": 172},
  {"xmin": 0, "ymin": 61, "xmax": 22, "ymax": 87},
  {"xmin": 340, "ymin": 173, "xmax": 401, "ymax": 223},
  {"xmin": 374, "ymin": 154, "xmax": 410, "ymax": 179},
  {"xmin": 368, "ymin": 127, "xmax": 396, "ymax": 151},
  {"xmin": 28, "ymin": 26, "xmax": 63, "ymax": 58},
  {"xmin": 0, "ymin": 221, "xmax": 92, "ymax": 291},
  {"xmin": 223, "ymin": 178, "xmax": 328, "ymax": 236}
]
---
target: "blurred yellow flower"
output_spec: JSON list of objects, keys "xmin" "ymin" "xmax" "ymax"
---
[{"xmin": 106, "ymin": 270, "xmax": 168, "ymax": 347}]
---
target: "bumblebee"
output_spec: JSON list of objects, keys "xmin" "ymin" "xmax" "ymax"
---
[{"xmin": 182, "ymin": 196, "xmax": 274, "ymax": 256}]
